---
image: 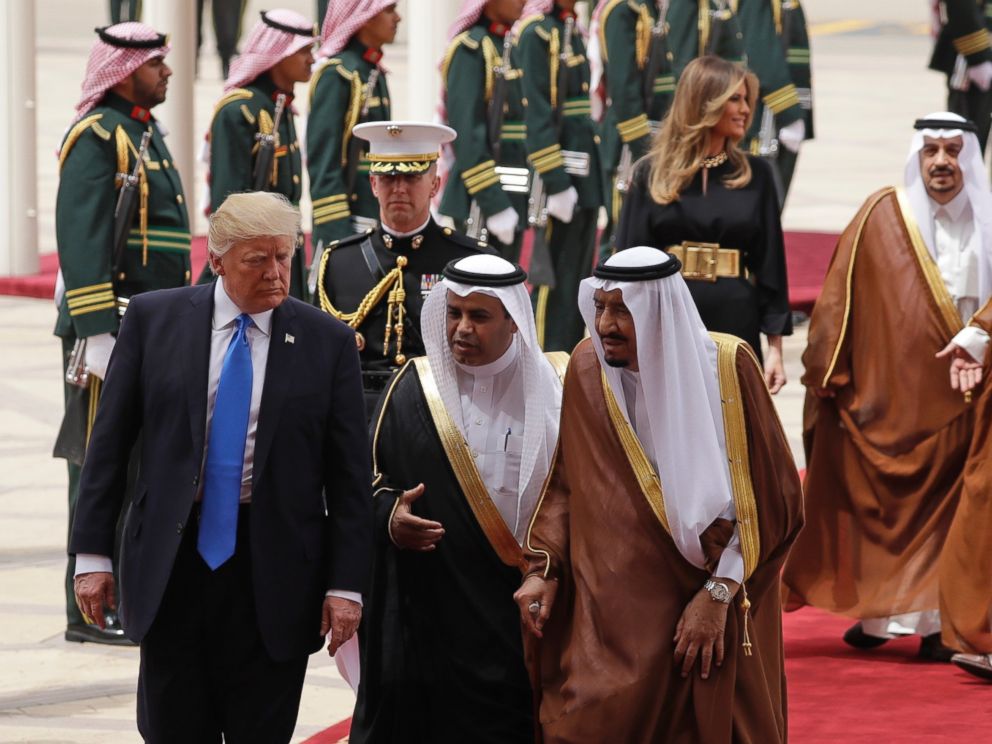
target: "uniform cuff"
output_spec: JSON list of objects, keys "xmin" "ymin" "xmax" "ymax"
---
[
  {"xmin": 75, "ymin": 554, "xmax": 113, "ymax": 576},
  {"xmin": 714, "ymin": 534, "xmax": 745, "ymax": 585}
]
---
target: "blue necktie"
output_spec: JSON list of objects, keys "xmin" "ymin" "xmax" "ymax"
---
[{"xmin": 198, "ymin": 313, "xmax": 253, "ymax": 569}]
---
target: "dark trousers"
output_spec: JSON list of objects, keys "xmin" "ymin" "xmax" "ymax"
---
[
  {"xmin": 137, "ymin": 506, "xmax": 309, "ymax": 744},
  {"xmin": 196, "ymin": 0, "xmax": 248, "ymax": 78},
  {"xmin": 532, "ymin": 206, "xmax": 599, "ymax": 352},
  {"xmin": 948, "ymin": 86, "xmax": 992, "ymax": 155}
]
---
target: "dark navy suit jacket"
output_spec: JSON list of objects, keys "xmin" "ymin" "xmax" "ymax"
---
[{"xmin": 69, "ymin": 282, "xmax": 373, "ymax": 661}]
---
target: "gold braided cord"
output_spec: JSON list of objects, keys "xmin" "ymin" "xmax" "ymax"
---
[{"xmin": 549, "ymin": 25, "xmax": 560, "ymax": 109}]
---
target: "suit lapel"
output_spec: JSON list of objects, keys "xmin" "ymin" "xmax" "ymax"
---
[
  {"xmin": 252, "ymin": 299, "xmax": 298, "ymax": 489},
  {"xmin": 183, "ymin": 283, "xmax": 214, "ymax": 462}
]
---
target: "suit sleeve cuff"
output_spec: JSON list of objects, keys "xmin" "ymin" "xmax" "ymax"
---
[
  {"xmin": 714, "ymin": 534, "xmax": 745, "ymax": 585},
  {"xmin": 74, "ymin": 554, "xmax": 113, "ymax": 576},
  {"xmin": 954, "ymin": 325, "xmax": 990, "ymax": 363},
  {"xmin": 325, "ymin": 589, "xmax": 363, "ymax": 607}
]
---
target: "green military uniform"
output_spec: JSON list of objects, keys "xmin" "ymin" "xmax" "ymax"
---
[
  {"xmin": 109, "ymin": 0, "xmax": 142, "ymax": 23},
  {"xmin": 199, "ymin": 74, "xmax": 309, "ymax": 299},
  {"xmin": 517, "ymin": 5, "xmax": 604, "ymax": 352},
  {"xmin": 596, "ymin": 0, "xmax": 676, "ymax": 258},
  {"xmin": 439, "ymin": 17, "xmax": 529, "ymax": 262},
  {"xmin": 668, "ymin": 0, "xmax": 745, "ymax": 72},
  {"xmin": 55, "ymin": 91, "xmax": 191, "ymax": 632},
  {"xmin": 930, "ymin": 0, "xmax": 992, "ymax": 152},
  {"xmin": 775, "ymin": 0, "xmax": 813, "ymax": 199},
  {"xmin": 315, "ymin": 219, "xmax": 491, "ymax": 417},
  {"xmin": 307, "ymin": 39, "xmax": 391, "ymax": 247}
]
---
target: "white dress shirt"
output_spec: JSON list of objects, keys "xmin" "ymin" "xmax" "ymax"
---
[
  {"xmin": 621, "ymin": 370, "xmax": 744, "ymax": 584},
  {"xmin": 454, "ymin": 339, "xmax": 528, "ymax": 541},
  {"xmin": 932, "ymin": 192, "xmax": 991, "ymax": 361}
]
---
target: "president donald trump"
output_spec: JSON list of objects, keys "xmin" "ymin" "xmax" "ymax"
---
[{"xmin": 69, "ymin": 192, "xmax": 372, "ymax": 742}]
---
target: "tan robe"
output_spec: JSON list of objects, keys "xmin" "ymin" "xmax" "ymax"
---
[
  {"xmin": 524, "ymin": 336, "xmax": 803, "ymax": 744},
  {"xmin": 782, "ymin": 187, "xmax": 987, "ymax": 620},
  {"xmin": 940, "ymin": 301, "xmax": 992, "ymax": 653}
]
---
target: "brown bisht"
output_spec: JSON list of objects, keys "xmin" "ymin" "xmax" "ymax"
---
[
  {"xmin": 940, "ymin": 299, "xmax": 992, "ymax": 653},
  {"xmin": 524, "ymin": 336, "xmax": 803, "ymax": 743},
  {"xmin": 783, "ymin": 187, "xmax": 987, "ymax": 621}
]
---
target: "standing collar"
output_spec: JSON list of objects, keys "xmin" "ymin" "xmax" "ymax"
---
[
  {"xmin": 454, "ymin": 334, "xmax": 520, "ymax": 378},
  {"xmin": 381, "ymin": 216, "xmax": 432, "ymax": 239},
  {"xmin": 101, "ymin": 91, "xmax": 156, "ymax": 123},
  {"xmin": 348, "ymin": 37, "xmax": 383, "ymax": 65},
  {"xmin": 479, "ymin": 15, "xmax": 511, "ymax": 37},
  {"xmin": 213, "ymin": 279, "xmax": 274, "ymax": 335}
]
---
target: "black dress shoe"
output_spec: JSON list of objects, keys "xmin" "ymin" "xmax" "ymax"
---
[
  {"xmin": 918, "ymin": 633, "xmax": 955, "ymax": 662},
  {"xmin": 65, "ymin": 623, "xmax": 136, "ymax": 646},
  {"xmin": 842, "ymin": 622, "xmax": 890, "ymax": 649},
  {"xmin": 951, "ymin": 653, "xmax": 992, "ymax": 681}
]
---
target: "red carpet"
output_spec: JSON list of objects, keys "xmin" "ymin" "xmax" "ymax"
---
[
  {"xmin": 0, "ymin": 231, "xmax": 835, "ymax": 312},
  {"xmin": 304, "ymin": 606, "xmax": 991, "ymax": 742}
]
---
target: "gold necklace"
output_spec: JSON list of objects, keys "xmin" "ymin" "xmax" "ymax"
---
[{"xmin": 701, "ymin": 151, "xmax": 728, "ymax": 168}]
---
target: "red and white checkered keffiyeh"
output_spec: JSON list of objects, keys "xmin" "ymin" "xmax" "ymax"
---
[
  {"xmin": 317, "ymin": 0, "xmax": 395, "ymax": 59},
  {"xmin": 73, "ymin": 22, "xmax": 170, "ymax": 123},
  {"xmin": 519, "ymin": 0, "xmax": 553, "ymax": 21},
  {"xmin": 224, "ymin": 9, "xmax": 317, "ymax": 92},
  {"xmin": 447, "ymin": 0, "xmax": 488, "ymax": 41}
]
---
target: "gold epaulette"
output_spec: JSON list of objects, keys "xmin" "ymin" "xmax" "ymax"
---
[
  {"xmin": 441, "ymin": 31, "xmax": 477, "ymax": 86},
  {"xmin": 597, "ymin": 0, "xmax": 627, "ymax": 63},
  {"xmin": 210, "ymin": 88, "xmax": 253, "ymax": 123},
  {"xmin": 58, "ymin": 114, "xmax": 105, "ymax": 171},
  {"xmin": 307, "ymin": 57, "xmax": 340, "ymax": 104},
  {"xmin": 515, "ymin": 13, "xmax": 546, "ymax": 43}
]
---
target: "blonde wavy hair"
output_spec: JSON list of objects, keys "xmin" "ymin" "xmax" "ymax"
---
[{"xmin": 647, "ymin": 56, "xmax": 759, "ymax": 205}]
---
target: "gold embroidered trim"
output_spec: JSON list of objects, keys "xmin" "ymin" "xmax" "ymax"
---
[
  {"xmin": 413, "ymin": 357, "xmax": 526, "ymax": 569},
  {"xmin": 601, "ymin": 369, "xmax": 671, "ymax": 534},
  {"xmin": 597, "ymin": 0, "xmax": 627, "ymax": 64},
  {"xmin": 544, "ymin": 351, "xmax": 569, "ymax": 382},
  {"xmin": 371, "ymin": 360, "xmax": 414, "ymax": 487},
  {"xmin": 59, "ymin": 114, "xmax": 104, "ymax": 170},
  {"xmin": 523, "ymin": 437, "xmax": 562, "ymax": 579}
]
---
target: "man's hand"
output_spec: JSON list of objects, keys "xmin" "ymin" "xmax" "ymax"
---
[
  {"xmin": 389, "ymin": 483, "xmax": 444, "ymax": 551},
  {"xmin": 673, "ymin": 587, "xmax": 730, "ymax": 680},
  {"xmin": 514, "ymin": 574, "xmax": 558, "ymax": 638},
  {"xmin": 763, "ymin": 336, "xmax": 787, "ymax": 394},
  {"xmin": 73, "ymin": 572, "xmax": 116, "ymax": 629},
  {"xmin": 321, "ymin": 596, "xmax": 362, "ymax": 657},
  {"xmin": 936, "ymin": 341, "xmax": 984, "ymax": 393}
]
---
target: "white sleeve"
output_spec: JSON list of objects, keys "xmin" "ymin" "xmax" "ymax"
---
[
  {"xmin": 74, "ymin": 554, "xmax": 113, "ymax": 575},
  {"xmin": 952, "ymin": 325, "xmax": 990, "ymax": 363},
  {"xmin": 325, "ymin": 589, "xmax": 364, "ymax": 607}
]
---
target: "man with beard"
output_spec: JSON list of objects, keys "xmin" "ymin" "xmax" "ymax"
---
[
  {"xmin": 352, "ymin": 254, "xmax": 564, "ymax": 742},
  {"xmin": 783, "ymin": 112, "xmax": 992, "ymax": 661},
  {"xmin": 55, "ymin": 22, "xmax": 191, "ymax": 645},
  {"xmin": 516, "ymin": 247, "xmax": 802, "ymax": 742}
]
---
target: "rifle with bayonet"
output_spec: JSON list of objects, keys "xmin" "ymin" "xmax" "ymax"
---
[
  {"xmin": 345, "ymin": 68, "xmax": 380, "ymax": 206},
  {"xmin": 466, "ymin": 33, "xmax": 517, "ymax": 241},
  {"xmin": 111, "ymin": 129, "xmax": 152, "ymax": 280},
  {"xmin": 528, "ymin": 16, "xmax": 575, "ymax": 287},
  {"xmin": 252, "ymin": 92, "xmax": 287, "ymax": 191}
]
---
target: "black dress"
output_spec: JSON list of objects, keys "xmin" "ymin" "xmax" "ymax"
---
[{"xmin": 615, "ymin": 155, "xmax": 792, "ymax": 356}]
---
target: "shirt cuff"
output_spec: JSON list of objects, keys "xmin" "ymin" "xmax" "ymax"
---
[
  {"xmin": 325, "ymin": 589, "xmax": 363, "ymax": 607},
  {"xmin": 714, "ymin": 533, "xmax": 745, "ymax": 584},
  {"xmin": 74, "ymin": 554, "xmax": 113, "ymax": 576},
  {"xmin": 954, "ymin": 325, "xmax": 990, "ymax": 363}
]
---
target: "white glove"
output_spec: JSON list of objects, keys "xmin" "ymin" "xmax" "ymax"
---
[
  {"xmin": 84, "ymin": 333, "xmax": 116, "ymax": 380},
  {"xmin": 968, "ymin": 61, "xmax": 992, "ymax": 92},
  {"xmin": 54, "ymin": 269, "xmax": 66, "ymax": 309},
  {"xmin": 546, "ymin": 186, "xmax": 578, "ymax": 224},
  {"xmin": 778, "ymin": 119, "xmax": 806, "ymax": 154},
  {"xmin": 485, "ymin": 206, "xmax": 519, "ymax": 245}
]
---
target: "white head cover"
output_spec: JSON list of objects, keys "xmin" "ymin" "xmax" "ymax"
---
[
  {"xmin": 578, "ymin": 246, "xmax": 734, "ymax": 570},
  {"xmin": 422, "ymin": 254, "xmax": 563, "ymax": 539},
  {"xmin": 448, "ymin": 0, "xmax": 489, "ymax": 40},
  {"xmin": 354, "ymin": 121, "xmax": 456, "ymax": 175},
  {"xmin": 519, "ymin": 0, "xmax": 554, "ymax": 19},
  {"xmin": 904, "ymin": 111, "xmax": 992, "ymax": 306},
  {"xmin": 223, "ymin": 10, "xmax": 317, "ymax": 92},
  {"xmin": 587, "ymin": 0, "xmax": 612, "ymax": 122},
  {"xmin": 317, "ymin": 0, "xmax": 395, "ymax": 59},
  {"xmin": 73, "ymin": 23, "xmax": 171, "ymax": 124}
]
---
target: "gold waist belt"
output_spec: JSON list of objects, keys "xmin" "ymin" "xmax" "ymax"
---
[{"xmin": 666, "ymin": 242, "xmax": 743, "ymax": 282}]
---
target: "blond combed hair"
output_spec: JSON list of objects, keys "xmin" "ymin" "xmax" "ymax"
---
[
  {"xmin": 208, "ymin": 191, "xmax": 301, "ymax": 258},
  {"xmin": 646, "ymin": 56, "xmax": 759, "ymax": 205}
]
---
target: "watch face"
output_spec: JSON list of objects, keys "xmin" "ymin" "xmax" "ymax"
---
[{"xmin": 708, "ymin": 581, "xmax": 731, "ymax": 603}]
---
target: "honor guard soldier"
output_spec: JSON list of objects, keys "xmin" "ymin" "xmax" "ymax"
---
[
  {"xmin": 516, "ymin": 0, "xmax": 604, "ymax": 352},
  {"xmin": 439, "ymin": 0, "xmax": 530, "ymax": 262},
  {"xmin": 590, "ymin": 0, "xmax": 676, "ymax": 258},
  {"xmin": 775, "ymin": 0, "xmax": 813, "ymax": 201},
  {"xmin": 199, "ymin": 10, "xmax": 317, "ymax": 300},
  {"xmin": 314, "ymin": 122, "xmax": 495, "ymax": 418},
  {"xmin": 308, "ymin": 1, "xmax": 399, "ymax": 248},
  {"xmin": 54, "ymin": 23, "xmax": 191, "ymax": 645},
  {"xmin": 930, "ymin": 0, "xmax": 992, "ymax": 154}
]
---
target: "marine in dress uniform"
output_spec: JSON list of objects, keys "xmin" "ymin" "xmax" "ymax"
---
[
  {"xmin": 517, "ymin": 0, "xmax": 604, "ymax": 352},
  {"xmin": 439, "ymin": 0, "xmax": 530, "ymax": 262},
  {"xmin": 308, "ymin": 1, "xmax": 398, "ymax": 247},
  {"xmin": 199, "ymin": 10, "xmax": 317, "ymax": 300},
  {"xmin": 314, "ymin": 123, "xmax": 494, "ymax": 418},
  {"xmin": 930, "ymin": 0, "xmax": 992, "ymax": 154},
  {"xmin": 590, "ymin": 0, "xmax": 676, "ymax": 258},
  {"xmin": 55, "ymin": 24, "xmax": 191, "ymax": 644}
]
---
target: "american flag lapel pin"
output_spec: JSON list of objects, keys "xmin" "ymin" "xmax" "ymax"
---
[{"xmin": 285, "ymin": 333, "xmax": 295, "ymax": 344}]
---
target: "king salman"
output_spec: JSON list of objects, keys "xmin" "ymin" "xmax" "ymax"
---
[
  {"xmin": 782, "ymin": 112, "xmax": 992, "ymax": 659},
  {"xmin": 350, "ymin": 254, "xmax": 565, "ymax": 743},
  {"xmin": 516, "ymin": 247, "xmax": 803, "ymax": 743}
]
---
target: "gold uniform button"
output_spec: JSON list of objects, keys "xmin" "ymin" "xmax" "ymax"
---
[
  {"xmin": 292, "ymin": 174, "xmax": 300, "ymax": 184},
  {"xmin": 184, "ymin": 270, "xmax": 191, "ymax": 281},
  {"xmin": 162, "ymin": 159, "xmax": 170, "ymax": 168},
  {"xmin": 176, "ymin": 194, "xmax": 184, "ymax": 204}
]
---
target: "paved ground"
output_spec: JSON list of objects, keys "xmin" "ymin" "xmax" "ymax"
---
[{"xmin": 0, "ymin": 0, "xmax": 953, "ymax": 741}]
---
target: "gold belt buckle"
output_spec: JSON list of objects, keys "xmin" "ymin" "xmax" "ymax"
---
[{"xmin": 680, "ymin": 241, "xmax": 720, "ymax": 282}]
